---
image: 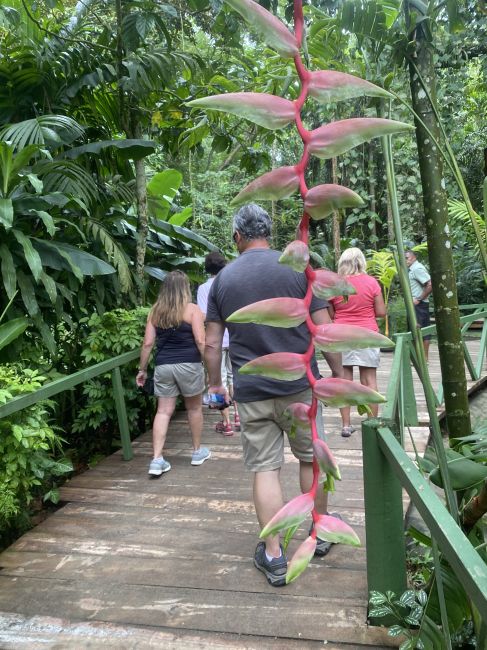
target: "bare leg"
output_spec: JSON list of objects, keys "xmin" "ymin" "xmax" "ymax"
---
[
  {"xmin": 184, "ymin": 393, "xmax": 204, "ymax": 451},
  {"xmin": 300, "ymin": 460, "xmax": 328, "ymax": 514},
  {"xmin": 359, "ymin": 366, "xmax": 379, "ymax": 417},
  {"xmin": 323, "ymin": 351, "xmax": 343, "ymax": 378},
  {"xmin": 152, "ymin": 396, "xmax": 177, "ymax": 458},
  {"xmin": 339, "ymin": 366, "xmax": 354, "ymax": 426},
  {"xmin": 423, "ymin": 339, "xmax": 430, "ymax": 362},
  {"xmin": 253, "ymin": 469, "xmax": 283, "ymax": 557},
  {"xmin": 220, "ymin": 406, "xmax": 231, "ymax": 426}
]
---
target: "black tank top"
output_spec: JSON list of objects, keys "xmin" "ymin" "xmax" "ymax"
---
[{"xmin": 155, "ymin": 321, "xmax": 201, "ymax": 365}]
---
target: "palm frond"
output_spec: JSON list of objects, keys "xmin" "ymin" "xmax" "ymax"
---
[
  {"xmin": 448, "ymin": 199, "xmax": 486, "ymax": 251},
  {"xmin": 34, "ymin": 159, "xmax": 99, "ymax": 207},
  {"xmin": 0, "ymin": 115, "xmax": 85, "ymax": 150}
]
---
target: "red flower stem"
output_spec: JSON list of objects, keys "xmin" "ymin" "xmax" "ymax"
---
[{"xmin": 293, "ymin": 0, "xmax": 322, "ymax": 515}]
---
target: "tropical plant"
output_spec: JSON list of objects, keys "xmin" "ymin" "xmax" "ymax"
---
[
  {"xmin": 189, "ymin": 0, "xmax": 411, "ymax": 583},
  {"xmin": 366, "ymin": 249, "xmax": 397, "ymax": 336},
  {"xmin": 0, "ymin": 364, "xmax": 73, "ymax": 530}
]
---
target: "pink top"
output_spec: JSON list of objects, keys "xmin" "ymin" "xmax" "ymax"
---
[{"xmin": 329, "ymin": 273, "xmax": 381, "ymax": 332}]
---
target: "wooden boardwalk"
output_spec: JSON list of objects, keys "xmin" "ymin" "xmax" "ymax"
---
[{"xmin": 0, "ymin": 340, "xmax": 483, "ymax": 649}]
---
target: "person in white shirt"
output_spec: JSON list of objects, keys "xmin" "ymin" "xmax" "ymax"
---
[{"xmin": 197, "ymin": 252, "xmax": 239, "ymax": 436}]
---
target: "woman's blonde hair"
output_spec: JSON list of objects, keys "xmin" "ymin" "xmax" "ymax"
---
[
  {"xmin": 337, "ymin": 247, "xmax": 367, "ymax": 276},
  {"xmin": 150, "ymin": 271, "xmax": 191, "ymax": 328}
]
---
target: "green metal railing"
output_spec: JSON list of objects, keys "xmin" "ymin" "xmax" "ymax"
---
[
  {"xmin": 363, "ymin": 303, "xmax": 487, "ymax": 624},
  {"xmin": 0, "ymin": 349, "xmax": 139, "ymax": 461}
]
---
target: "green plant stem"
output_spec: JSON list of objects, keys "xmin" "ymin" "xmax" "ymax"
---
[
  {"xmin": 0, "ymin": 291, "xmax": 18, "ymax": 324},
  {"xmin": 382, "ymin": 130, "xmax": 458, "ymax": 522},
  {"xmin": 431, "ymin": 539, "xmax": 453, "ymax": 650}
]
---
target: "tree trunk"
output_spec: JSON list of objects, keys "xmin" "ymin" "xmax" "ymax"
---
[
  {"xmin": 134, "ymin": 156, "xmax": 148, "ymax": 302},
  {"xmin": 408, "ymin": 20, "xmax": 471, "ymax": 439},
  {"xmin": 331, "ymin": 157, "xmax": 340, "ymax": 267}
]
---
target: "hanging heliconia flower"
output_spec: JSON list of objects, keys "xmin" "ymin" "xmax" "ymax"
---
[{"xmin": 188, "ymin": 0, "xmax": 409, "ymax": 582}]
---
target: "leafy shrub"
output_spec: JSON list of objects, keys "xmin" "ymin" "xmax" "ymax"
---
[
  {"xmin": 387, "ymin": 297, "xmax": 409, "ymax": 338},
  {"xmin": 0, "ymin": 365, "xmax": 72, "ymax": 531},
  {"xmin": 71, "ymin": 308, "xmax": 151, "ymax": 461}
]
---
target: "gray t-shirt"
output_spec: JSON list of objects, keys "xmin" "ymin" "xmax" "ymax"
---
[{"xmin": 206, "ymin": 248, "xmax": 327, "ymax": 402}]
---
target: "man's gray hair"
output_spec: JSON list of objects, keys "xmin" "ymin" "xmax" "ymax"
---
[{"xmin": 232, "ymin": 203, "xmax": 272, "ymax": 241}]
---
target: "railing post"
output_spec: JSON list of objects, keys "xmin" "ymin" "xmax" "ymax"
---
[
  {"xmin": 401, "ymin": 337, "xmax": 418, "ymax": 427},
  {"xmin": 475, "ymin": 317, "xmax": 487, "ymax": 379},
  {"xmin": 111, "ymin": 367, "xmax": 133, "ymax": 461},
  {"xmin": 362, "ymin": 418, "xmax": 407, "ymax": 623}
]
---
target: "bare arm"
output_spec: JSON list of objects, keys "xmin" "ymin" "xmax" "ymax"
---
[
  {"xmin": 311, "ymin": 308, "xmax": 343, "ymax": 378},
  {"xmin": 414, "ymin": 280, "xmax": 432, "ymax": 304},
  {"xmin": 327, "ymin": 304, "xmax": 335, "ymax": 320},
  {"xmin": 204, "ymin": 320, "xmax": 226, "ymax": 393},
  {"xmin": 374, "ymin": 293, "xmax": 387, "ymax": 319},
  {"xmin": 190, "ymin": 304, "xmax": 206, "ymax": 358},
  {"xmin": 136, "ymin": 314, "xmax": 156, "ymax": 386}
]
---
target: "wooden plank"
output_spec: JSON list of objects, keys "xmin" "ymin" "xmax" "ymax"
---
[
  {"xmin": 0, "ymin": 550, "xmax": 368, "ymax": 601},
  {"xmin": 0, "ymin": 612, "xmax": 385, "ymax": 649},
  {"xmin": 0, "ymin": 576, "xmax": 395, "ymax": 646}
]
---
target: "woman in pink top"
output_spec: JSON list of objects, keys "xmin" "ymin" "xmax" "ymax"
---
[{"xmin": 328, "ymin": 248, "xmax": 386, "ymax": 437}]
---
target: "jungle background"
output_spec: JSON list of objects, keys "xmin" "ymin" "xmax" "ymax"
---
[{"xmin": 0, "ymin": 0, "xmax": 485, "ymax": 546}]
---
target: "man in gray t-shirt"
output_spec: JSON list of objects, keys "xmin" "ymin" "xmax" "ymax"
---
[
  {"xmin": 205, "ymin": 203, "xmax": 342, "ymax": 587},
  {"xmin": 405, "ymin": 249, "xmax": 432, "ymax": 361}
]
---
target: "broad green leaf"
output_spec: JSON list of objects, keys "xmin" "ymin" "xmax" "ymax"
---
[
  {"xmin": 260, "ymin": 493, "xmax": 314, "ymax": 538},
  {"xmin": 227, "ymin": 297, "xmax": 308, "ymax": 328},
  {"xmin": 16, "ymin": 271, "xmax": 39, "ymax": 316},
  {"xmin": 429, "ymin": 451, "xmax": 487, "ymax": 490},
  {"xmin": 0, "ymin": 198, "xmax": 14, "ymax": 230},
  {"xmin": 26, "ymin": 173, "xmax": 43, "ymax": 193},
  {"xmin": 0, "ymin": 244, "xmax": 17, "ymax": 299},
  {"xmin": 187, "ymin": 93, "xmax": 295, "ymax": 130},
  {"xmin": 314, "ymin": 377, "xmax": 386, "ymax": 407},
  {"xmin": 314, "ymin": 323, "xmax": 394, "ymax": 352},
  {"xmin": 31, "ymin": 210, "xmax": 57, "ymax": 236},
  {"xmin": 308, "ymin": 70, "xmax": 392, "ymax": 104},
  {"xmin": 231, "ymin": 166, "xmax": 299, "ymax": 206},
  {"xmin": 309, "ymin": 118, "xmax": 414, "ymax": 159},
  {"xmin": 32, "ymin": 239, "xmax": 115, "ymax": 277},
  {"xmin": 305, "ymin": 184, "xmax": 364, "ymax": 220},
  {"xmin": 12, "ymin": 229, "xmax": 43, "ymax": 281},
  {"xmin": 279, "ymin": 240, "xmax": 309, "ymax": 272},
  {"xmin": 239, "ymin": 352, "xmax": 307, "ymax": 381},
  {"xmin": 169, "ymin": 206, "xmax": 192, "ymax": 226},
  {"xmin": 147, "ymin": 169, "xmax": 183, "ymax": 220},
  {"xmin": 286, "ymin": 536, "xmax": 317, "ymax": 584},
  {"xmin": 224, "ymin": 0, "xmax": 298, "ymax": 58},
  {"xmin": 40, "ymin": 271, "xmax": 57, "ymax": 304},
  {"xmin": 0, "ymin": 317, "xmax": 29, "ymax": 351}
]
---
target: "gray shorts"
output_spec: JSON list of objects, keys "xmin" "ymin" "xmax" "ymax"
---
[
  {"xmin": 221, "ymin": 348, "xmax": 233, "ymax": 388},
  {"xmin": 154, "ymin": 362, "xmax": 205, "ymax": 398},
  {"xmin": 342, "ymin": 347, "xmax": 380, "ymax": 368},
  {"xmin": 237, "ymin": 389, "xmax": 325, "ymax": 472}
]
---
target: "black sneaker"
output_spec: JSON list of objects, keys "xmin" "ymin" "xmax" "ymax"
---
[
  {"xmin": 313, "ymin": 513, "xmax": 343, "ymax": 557},
  {"xmin": 254, "ymin": 542, "xmax": 287, "ymax": 587}
]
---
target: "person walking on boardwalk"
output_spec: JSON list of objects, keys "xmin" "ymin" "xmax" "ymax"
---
[
  {"xmin": 204, "ymin": 203, "xmax": 342, "ymax": 587},
  {"xmin": 136, "ymin": 270, "xmax": 211, "ymax": 475},
  {"xmin": 197, "ymin": 252, "xmax": 240, "ymax": 437},
  {"xmin": 405, "ymin": 249, "xmax": 433, "ymax": 361},
  {"xmin": 328, "ymin": 248, "xmax": 386, "ymax": 437}
]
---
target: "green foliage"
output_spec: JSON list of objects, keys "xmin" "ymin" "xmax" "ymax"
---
[
  {"xmin": 71, "ymin": 308, "xmax": 151, "ymax": 460},
  {"xmin": 0, "ymin": 365, "xmax": 72, "ymax": 528}
]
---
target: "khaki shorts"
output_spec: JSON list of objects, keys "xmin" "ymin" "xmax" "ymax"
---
[
  {"xmin": 237, "ymin": 389, "xmax": 325, "ymax": 472},
  {"xmin": 221, "ymin": 348, "xmax": 233, "ymax": 389},
  {"xmin": 154, "ymin": 362, "xmax": 205, "ymax": 398}
]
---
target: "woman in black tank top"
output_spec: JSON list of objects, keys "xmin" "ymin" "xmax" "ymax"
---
[{"xmin": 136, "ymin": 271, "xmax": 211, "ymax": 475}]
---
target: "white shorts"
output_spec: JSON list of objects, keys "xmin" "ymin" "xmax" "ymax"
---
[{"xmin": 342, "ymin": 347, "xmax": 380, "ymax": 368}]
